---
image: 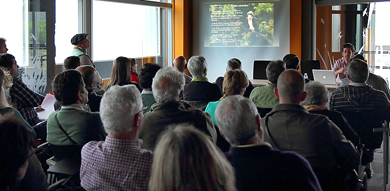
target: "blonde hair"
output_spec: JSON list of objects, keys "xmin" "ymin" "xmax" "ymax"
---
[
  {"xmin": 149, "ymin": 125, "xmax": 236, "ymax": 191},
  {"xmin": 222, "ymin": 69, "xmax": 249, "ymax": 99}
]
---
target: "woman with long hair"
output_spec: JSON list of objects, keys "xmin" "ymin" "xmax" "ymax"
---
[
  {"xmin": 106, "ymin": 56, "xmax": 142, "ymax": 92},
  {"xmin": 149, "ymin": 125, "xmax": 236, "ymax": 191}
]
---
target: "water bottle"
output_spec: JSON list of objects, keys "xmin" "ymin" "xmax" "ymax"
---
[{"xmin": 304, "ymin": 73, "xmax": 309, "ymax": 80}]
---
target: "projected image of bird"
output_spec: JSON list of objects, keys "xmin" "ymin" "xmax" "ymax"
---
[{"xmin": 247, "ymin": 11, "xmax": 255, "ymax": 32}]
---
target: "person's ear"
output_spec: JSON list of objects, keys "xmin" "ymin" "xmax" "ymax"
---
[
  {"xmin": 274, "ymin": 88, "xmax": 280, "ymax": 99},
  {"xmin": 256, "ymin": 115, "xmax": 262, "ymax": 141},
  {"xmin": 300, "ymin": 91, "xmax": 307, "ymax": 102},
  {"xmin": 172, "ymin": 62, "xmax": 175, "ymax": 68},
  {"xmin": 133, "ymin": 112, "xmax": 143, "ymax": 132},
  {"xmin": 179, "ymin": 90, "xmax": 183, "ymax": 99}
]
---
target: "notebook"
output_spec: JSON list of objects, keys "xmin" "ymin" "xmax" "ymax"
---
[{"xmin": 312, "ymin": 69, "xmax": 337, "ymax": 85}]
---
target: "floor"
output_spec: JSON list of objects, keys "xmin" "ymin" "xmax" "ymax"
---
[{"xmin": 367, "ymin": 148, "xmax": 389, "ymax": 191}]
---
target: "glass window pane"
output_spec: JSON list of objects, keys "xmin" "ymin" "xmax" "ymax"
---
[
  {"xmin": 332, "ymin": 6, "xmax": 341, "ymax": 11},
  {"xmin": 332, "ymin": 14, "xmax": 341, "ymax": 52},
  {"xmin": 55, "ymin": 0, "xmax": 80, "ymax": 64},
  {"xmin": 92, "ymin": 1, "xmax": 161, "ymax": 61}
]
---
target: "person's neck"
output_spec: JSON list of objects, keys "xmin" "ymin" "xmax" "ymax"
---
[
  {"xmin": 245, "ymin": 136, "xmax": 262, "ymax": 145},
  {"xmin": 278, "ymin": 98, "xmax": 300, "ymax": 105},
  {"xmin": 109, "ymin": 131, "xmax": 137, "ymax": 140}
]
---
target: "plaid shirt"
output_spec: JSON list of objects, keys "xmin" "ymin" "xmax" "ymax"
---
[
  {"xmin": 81, "ymin": 136, "xmax": 153, "ymax": 191},
  {"xmin": 332, "ymin": 57, "xmax": 347, "ymax": 84},
  {"xmin": 9, "ymin": 77, "xmax": 44, "ymax": 126}
]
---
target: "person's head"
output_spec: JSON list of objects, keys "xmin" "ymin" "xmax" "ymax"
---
[
  {"xmin": 215, "ymin": 95, "xmax": 260, "ymax": 146},
  {"xmin": 71, "ymin": 33, "xmax": 89, "ymax": 49},
  {"xmin": 139, "ymin": 63, "xmax": 161, "ymax": 90},
  {"xmin": 0, "ymin": 53, "xmax": 19, "ymax": 77},
  {"xmin": 110, "ymin": 56, "xmax": 132, "ymax": 86},
  {"xmin": 347, "ymin": 59, "xmax": 369, "ymax": 83},
  {"xmin": 266, "ymin": 60, "xmax": 286, "ymax": 84},
  {"xmin": 351, "ymin": 54, "xmax": 366, "ymax": 62},
  {"xmin": 226, "ymin": 58, "xmax": 242, "ymax": 70},
  {"xmin": 152, "ymin": 67, "xmax": 185, "ymax": 103},
  {"xmin": 0, "ymin": 38, "xmax": 8, "ymax": 53},
  {"xmin": 283, "ymin": 54, "xmax": 300, "ymax": 70},
  {"xmin": 129, "ymin": 58, "xmax": 137, "ymax": 73},
  {"xmin": 173, "ymin": 56, "xmax": 187, "ymax": 72},
  {"xmin": 0, "ymin": 68, "xmax": 12, "ymax": 108},
  {"xmin": 64, "ymin": 56, "xmax": 81, "ymax": 70},
  {"xmin": 222, "ymin": 69, "xmax": 249, "ymax": 97},
  {"xmin": 342, "ymin": 43, "xmax": 355, "ymax": 64},
  {"xmin": 52, "ymin": 70, "xmax": 88, "ymax": 106},
  {"xmin": 275, "ymin": 69, "xmax": 306, "ymax": 104},
  {"xmin": 76, "ymin": 65, "xmax": 99, "ymax": 91},
  {"xmin": 149, "ymin": 125, "xmax": 236, "ymax": 191},
  {"xmin": 301, "ymin": 81, "xmax": 328, "ymax": 106},
  {"xmin": 100, "ymin": 85, "xmax": 143, "ymax": 137},
  {"xmin": 187, "ymin": 55, "xmax": 207, "ymax": 78},
  {"xmin": 0, "ymin": 120, "xmax": 34, "ymax": 189}
]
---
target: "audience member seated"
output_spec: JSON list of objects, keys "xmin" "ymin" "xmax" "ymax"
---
[
  {"xmin": 283, "ymin": 53, "xmax": 300, "ymax": 70},
  {"xmin": 139, "ymin": 63, "xmax": 161, "ymax": 113},
  {"xmin": 106, "ymin": 56, "xmax": 142, "ymax": 92},
  {"xmin": 47, "ymin": 70, "xmax": 106, "ymax": 161},
  {"xmin": 0, "ymin": 37, "xmax": 8, "ymax": 53},
  {"xmin": 250, "ymin": 60, "xmax": 285, "ymax": 109},
  {"xmin": 130, "ymin": 58, "xmax": 140, "ymax": 84},
  {"xmin": 205, "ymin": 69, "xmax": 249, "ymax": 125},
  {"xmin": 0, "ymin": 53, "xmax": 45, "ymax": 126},
  {"xmin": 215, "ymin": 58, "xmax": 254, "ymax": 98},
  {"xmin": 341, "ymin": 54, "xmax": 390, "ymax": 100},
  {"xmin": 0, "ymin": 120, "xmax": 47, "ymax": 191},
  {"xmin": 76, "ymin": 66, "xmax": 103, "ymax": 112},
  {"xmin": 183, "ymin": 55, "xmax": 222, "ymax": 102},
  {"xmin": 262, "ymin": 69, "xmax": 359, "ymax": 191},
  {"xmin": 139, "ymin": 67, "xmax": 217, "ymax": 150},
  {"xmin": 0, "ymin": 68, "xmax": 36, "ymax": 138},
  {"xmin": 173, "ymin": 56, "xmax": 192, "ymax": 84},
  {"xmin": 81, "ymin": 85, "xmax": 153, "ymax": 190},
  {"xmin": 64, "ymin": 56, "xmax": 81, "ymax": 70},
  {"xmin": 301, "ymin": 81, "xmax": 359, "ymax": 146},
  {"xmin": 149, "ymin": 125, "xmax": 236, "ymax": 191},
  {"xmin": 215, "ymin": 95, "xmax": 321, "ymax": 191},
  {"xmin": 330, "ymin": 59, "xmax": 390, "ymax": 178}
]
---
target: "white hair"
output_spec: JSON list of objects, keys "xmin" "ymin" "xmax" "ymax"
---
[
  {"xmin": 152, "ymin": 67, "xmax": 185, "ymax": 103},
  {"xmin": 187, "ymin": 56, "xmax": 207, "ymax": 78},
  {"xmin": 215, "ymin": 95, "xmax": 258, "ymax": 145},
  {"xmin": 100, "ymin": 84, "xmax": 142, "ymax": 136}
]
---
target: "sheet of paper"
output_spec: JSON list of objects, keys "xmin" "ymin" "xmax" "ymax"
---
[{"xmin": 37, "ymin": 93, "xmax": 56, "ymax": 120}]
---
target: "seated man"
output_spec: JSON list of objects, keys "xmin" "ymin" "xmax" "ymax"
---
[
  {"xmin": 139, "ymin": 63, "xmax": 161, "ymax": 113},
  {"xmin": 0, "ymin": 53, "xmax": 44, "ymax": 126},
  {"xmin": 81, "ymin": 85, "xmax": 153, "ymax": 190},
  {"xmin": 283, "ymin": 53, "xmax": 300, "ymax": 70},
  {"xmin": 47, "ymin": 70, "xmax": 106, "ymax": 161},
  {"xmin": 172, "ymin": 56, "xmax": 192, "ymax": 84},
  {"xmin": 215, "ymin": 58, "xmax": 254, "ymax": 98},
  {"xmin": 330, "ymin": 59, "xmax": 390, "ymax": 177},
  {"xmin": 215, "ymin": 95, "xmax": 321, "ymax": 191},
  {"xmin": 250, "ymin": 60, "xmax": 285, "ymax": 108},
  {"xmin": 139, "ymin": 67, "xmax": 217, "ymax": 150},
  {"xmin": 64, "ymin": 56, "xmax": 81, "ymax": 70},
  {"xmin": 262, "ymin": 70, "xmax": 359, "ymax": 191},
  {"xmin": 183, "ymin": 56, "xmax": 222, "ymax": 102},
  {"xmin": 76, "ymin": 65, "xmax": 103, "ymax": 112}
]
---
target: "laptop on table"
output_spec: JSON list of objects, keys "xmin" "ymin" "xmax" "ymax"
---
[{"xmin": 312, "ymin": 69, "xmax": 337, "ymax": 85}]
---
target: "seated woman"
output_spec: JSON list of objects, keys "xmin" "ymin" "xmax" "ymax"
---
[
  {"xmin": 205, "ymin": 69, "xmax": 249, "ymax": 125},
  {"xmin": 149, "ymin": 124, "xmax": 236, "ymax": 191},
  {"xmin": 106, "ymin": 57, "xmax": 142, "ymax": 92},
  {"xmin": 301, "ymin": 81, "xmax": 359, "ymax": 146}
]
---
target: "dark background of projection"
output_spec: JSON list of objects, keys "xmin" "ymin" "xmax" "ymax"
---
[
  {"xmin": 192, "ymin": 0, "xmax": 290, "ymax": 81},
  {"xmin": 207, "ymin": 3, "xmax": 276, "ymax": 47}
]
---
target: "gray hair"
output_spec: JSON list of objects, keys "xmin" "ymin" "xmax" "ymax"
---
[
  {"xmin": 100, "ymin": 84, "xmax": 142, "ymax": 136},
  {"xmin": 152, "ymin": 67, "xmax": 185, "ymax": 103},
  {"xmin": 266, "ymin": 60, "xmax": 286, "ymax": 83},
  {"xmin": 347, "ymin": 59, "xmax": 369, "ymax": 83},
  {"xmin": 215, "ymin": 95, "xmax": 259, "ymax": 145},
  {"xmin": 301, "ymin": 81, "xmax": 328, "ymax": 105},
  {"xmin": 187, "ymin": 56, "xmax": 207, "ymax": 78}
]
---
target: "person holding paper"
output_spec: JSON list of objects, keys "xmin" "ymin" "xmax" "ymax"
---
[{"xmin": 0, "ymin": 53, "xmax": 44, "ymax": 126}]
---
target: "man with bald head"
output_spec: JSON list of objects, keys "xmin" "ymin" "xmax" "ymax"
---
[
  {"xmin": 261, "ymin": 69, "xmax": 358, "ymax": 191},
  {"xmin": 75, "ymin": 66, "xmax": 104, "ymax": 112},
  {"xmin": 172, "ymin": 56, "xmax": 192, "ymax": 84}
]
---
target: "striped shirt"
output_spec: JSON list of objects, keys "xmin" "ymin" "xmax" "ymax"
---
[
  {"xmin": 80, "ymin": 137, "xmax": 153, "ymax": 191},
  {"xmin": 9, "ymin": 77, "xmax": 44, "ymax": 126}
]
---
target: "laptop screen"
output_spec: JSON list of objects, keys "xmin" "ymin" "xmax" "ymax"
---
[{"xmin": 253, "ymin": 60, "xmax": 271, "ymax": 79}]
